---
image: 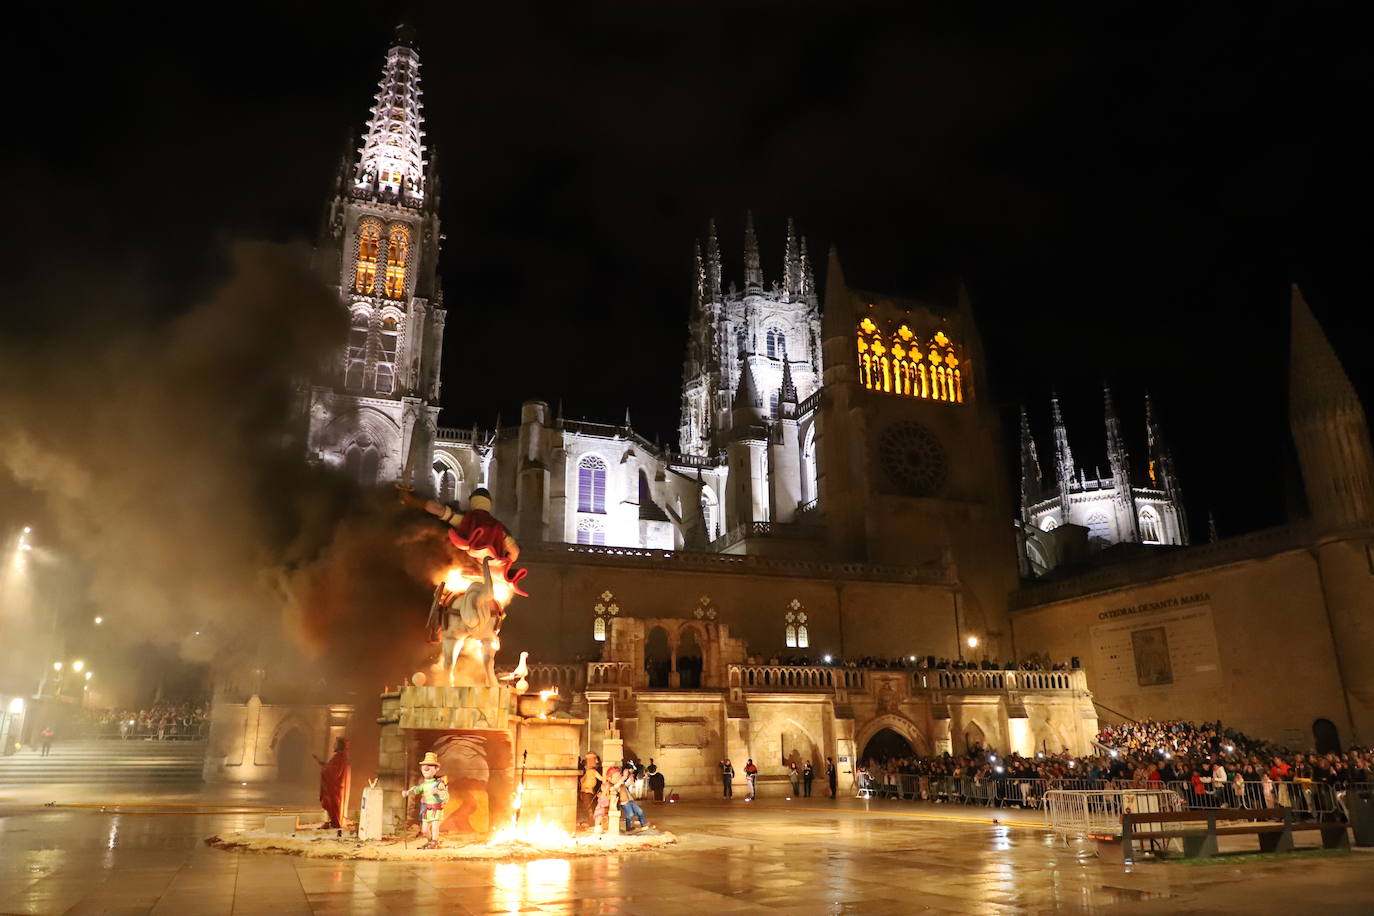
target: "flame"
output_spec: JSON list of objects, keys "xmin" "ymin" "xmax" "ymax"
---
[
  {"xmin": 443, "ymin": 567, "xmax": 471, "ymax": 593},
  {"xmin": 538, "ymin": 688, "xmax": 558, "ymax": 701},
  {"xmin": 488, "ymin": 814, "xmax": 580, "ymax": 848}
]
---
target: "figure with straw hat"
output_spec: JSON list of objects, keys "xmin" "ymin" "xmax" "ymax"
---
[{"xmin": 402, "ymin": 751, "xmax": 449, "ymax": 849}]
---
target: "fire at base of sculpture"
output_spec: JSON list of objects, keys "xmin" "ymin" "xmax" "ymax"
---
[{"xmin": 377, "ymin": 684, "xmax": 583, "ymax": 839}]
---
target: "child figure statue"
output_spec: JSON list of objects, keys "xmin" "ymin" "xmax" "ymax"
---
[{"xmin": 402, "ymin": 751, "xmax": 449, "ymax": 849}]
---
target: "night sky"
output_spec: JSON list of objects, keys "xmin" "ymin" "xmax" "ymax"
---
[{"xmin": 10, "ymin": 2, "xmax": 1364, "ymax": 538}]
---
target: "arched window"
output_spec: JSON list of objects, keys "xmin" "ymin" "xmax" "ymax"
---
[
  {"xmin": 383, "ymin": 224, "xmax": 410, "ymax": 299},
  {"xmin": 374, "ymin": 316, "xmax": 399, "ymax": 395},
  {"xmin": 1040, "ymin": 517, "xmax": 1059, "ymax": 532},
  {"xmin": 1139, "ymin": 506, "xmax": 1162, "ymax": 544},
  {"xmin": 578, "ymin": 455, "xmax": 607, "ymax": 514},
  {"xmin": 1085, "ymin": 512, "xmax": 1111, "ymax": 544},
  {"xmin": 344, "ymin": 441, "xmax": 381, "ymax": 487},
  {"xmin": 432, "ymin": 458, "xmax": 460, "ymax": 503},
  {"xmin": 577, "ymin": 517, "xmax": 606, "ymax": 546},
  {"xmin": 354, "ymin": 220, "xmax": 381, "ymax": 294},
  {"xmin": 801, "ymin": 426, "xmax": 818, "ymax": 504},
  {"xmin": 701, "ymin": 488, "xmax": 717, "ymax": 541},
  {"xmin": 766, "ymin": 327, "xmax": 786, "ymax": 360},
  {"xmin": 592, "ymin": 590, "xmax": 619, "ymax": 640},
  {"xmin": 890, "ymin": 325, "xmax": 919, "ymax": 397},
  {"xmin": 785, "ymin": 600, "xmax": 809, "ymax": 649},
  {"xmin": 736, "ymin": 327, "xmax": 748, "ymax": 358},
  {"xmin": 344, "ymin": 312, "xmax": 369, "ymax": 391},
  {"xmin": 856, "ymin": 317, "xmax": 889, "ymax": 392},
  {"xmin": 769, "ymin": 390, "xmax": 780, "ymax": 419}
]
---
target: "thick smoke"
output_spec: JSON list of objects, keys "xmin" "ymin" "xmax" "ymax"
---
[{"xmin": 0, "ymin": 242, "xmax": 444, "ymax": 713}]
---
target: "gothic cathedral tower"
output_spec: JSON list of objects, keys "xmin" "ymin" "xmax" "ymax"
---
[
  {"xmin": 815, "ymin": 251, "xmax": 1018, "ymax": 653},
  {"xmin": 307, "ymin": 25, "xmax": 446, "ymax": 491}
]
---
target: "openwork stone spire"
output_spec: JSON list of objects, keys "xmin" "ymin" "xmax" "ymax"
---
[
  {"xmin": 743, "ymin": 211, "xmax": 763, "ymax": 292},
  {"xmin": 1050, "ymin": 392, "xmax": 1076, "ymax": 499},
  {"xmin": 1103, "ymin": 386, "xmax": 1138, "ymax": 540},
  {"xmin": 355, "ymin": 24, "xmax": 427, "ymax": 203},
  {"xmin": 1020, "ymin": 405, "xmax": 1042, "ymax": 512},
  {"xmin": 783, "ymin": 219, "xmax": 800, "ymax": 300},
  {"xmin": 705, "ymin": 219, "xmax": 722, "ymax": 301}
]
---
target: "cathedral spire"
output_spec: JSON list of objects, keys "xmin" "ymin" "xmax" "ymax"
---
[
  {"xmin": 1020, "ymin": 405, "xmax": 1042, "ymax": 516},
  {"xmin": 355, "ymin": 24, "xmax": 427, "ymax": 203},
  {"xmin": 783, "ymin": 219, "xmax": 800, "ymax": 300},
  {"xmin": 1289, "ymin": 283, "xmax": 1374, "ymax": 529},
  {"xmin": 799, "ymin": 236, "xmax": 815, "ymax": 300},
  {"xmin": 1145, "ymin": 391, "xmax": 1188, "ymax": 543},
  {"xmin": 780, "ymin": 354, "xmax": 798, "ymax": 405},
  {"xmin": 743, "ymin": 211, "xmax": 763, "ymax": 292},
  {"xmin": 1050, "ymin": 392, "xmax": 1076, "ymax": 502},
  {"xmin": 732, "ymin": 357, "xmax": 763, "ymax": 422},
  {"xmin": 1103, "ymin": 385, "xmax": 1139, "ymax": 540},
  {"xmin": 705, "ymin": 219, "xmax": 722, "ymax": 301},
  {"xmin": 692, "ymin": 240, "xmax": 706, "ymax": 310}
]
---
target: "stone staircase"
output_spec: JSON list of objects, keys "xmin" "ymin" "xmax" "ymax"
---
[{"xmin": 0, "ymin": 739, "xmax": 206, "ymax": 784}]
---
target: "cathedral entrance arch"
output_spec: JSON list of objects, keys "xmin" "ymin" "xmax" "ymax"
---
[
  {"xmin": 276, "ymin": 728, "xmax": 308, "ymax": 783},
  {"xmin": 645, "ymin": 626, "xmax": 671, "ymax": 688},
  {"xmin": 677, "ymin": 626, "xmax": 703, "ymax": 689},
  {"xmin": 855, "ymin": 714, "xmax": 928, "ymax": 759},
  {"xmin": 962, "ymin": 721, "xmax": 987, "ymax": 754},
  {"xmin": 862, "ymin": 729, "xmax": 915, "ymax": 763},
  {"xmin": 1313, "ymin": 718, "xmax": 1341, "ymax": 754}
]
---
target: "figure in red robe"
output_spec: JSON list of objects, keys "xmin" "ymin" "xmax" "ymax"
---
[
  {"xmin": 399, "ymin": 487, "xmax": 528, "ymax": 596},
  {"xmin": 314, "ymin": 737, "xmax": 351, "ymax": 829}
]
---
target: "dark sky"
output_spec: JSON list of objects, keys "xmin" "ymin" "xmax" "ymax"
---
[{"xmin": 9, "ymin": 2, "xmax": 1365, "ymax": 538}]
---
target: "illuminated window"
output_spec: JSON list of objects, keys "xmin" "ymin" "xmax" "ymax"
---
[
  {"xmin": 769, "ymin": 390, "xmax": 780, "ymax": 418},
  {"xmin": 1139, "ymin": 507, "xmax": 1162, "ymax": 544},
  {"xmin": 784, "ymin": 600, "xmax": 808, "ymax": 648},
  {"xmin": 374, "ymin": 316, "xmax": 399, "ymax": 395},
  {"xmin": 344, "ymin": 313, "xmax": 369, "ymax": 391},
  {"xmin": 701, "ymin": 489, "xmax": 717, "ymax": 541},
  {"xmin": 433, "ymin": 459, "xmax": 459, "ymax": 503},
  {"xmin": 857, "ymin": 319, "xmax": 964, "ymax": 404},
  {"xmin": 354, "ymin": 220, "xmax": 381, "ymax": 293},
  {"xmin": 578, "ymin": 455, "xmax": 607, "ymax": 514},
  {"xmin": 384, "ymin": 224, "xmax": 410, "ymax": 299},
  {"xmin": 1040, "ymin": 517, "xmax": 1059, "ymax": 532},
  {"xmin": 592, "ymin": 590, "xmax": 619, "ymax": 640},
  {"xmin": 766, "ymin": 327, "xmax": 786, "ymax": 360},
  {"xmin": 344, "ymin": 441, "xmax": 380, "ymax": 487},
  {"xmin": 577, "ymin": 517, "xmax": 605, "ymax": 546}
]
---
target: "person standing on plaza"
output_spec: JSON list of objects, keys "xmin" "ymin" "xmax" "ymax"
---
[
  {"xmin": 647, "ymin": 759, "xmax": 665, "ymax": 802},
  {"xmin": 826, "ymin": 757, "xmax": 838, "ymax": 797},
  {"xmin": 803, "ymin": 762, "xmax": 815, "ymax": 797},
  {"xmin": 744, "ymin": 759, "xmax": 758, "ymax": 800},
  {"xmin": 789, "ymin": 763, "xmax": 801, "ymax": 797},
  {"xmin": 614, "ymin": 768, "xmax": 650, "ymax": 832},
  {"xmin": 40, "ymin": 726, "xmax": 54, "ymax": 757},
  {"xmin": 720, "ymin": 758, "xmax": 735, "ymax": 798},
  {"xmin": 578, "ymin": 752, "xmax": 602, "ymax": 829}
]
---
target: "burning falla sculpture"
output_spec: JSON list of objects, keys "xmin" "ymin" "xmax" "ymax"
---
[{"xmin": 399, "ymin": 486, "xmax": 527, "ymax": 687}]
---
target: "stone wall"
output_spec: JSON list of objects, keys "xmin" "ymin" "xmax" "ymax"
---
[{"xmin": 203, "ymin": 696, "xmax": 351, "ymax": 784}]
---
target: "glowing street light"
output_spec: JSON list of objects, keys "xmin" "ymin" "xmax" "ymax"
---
[
  {"xmin": 94, "ymin": 616, "xmax": 103, "ymax": 625},
  {"xmin": 966, "ymin": 636, "xmax": 979, "ymax": 649},
  {"xmin": 23, "ymin": 526, "xmax": 31, "ymax": 534},
  {"xmin": 53, "ymin": 662, "xmax": 63, "ymax": 672},
  {"xmin": 84, "ymin": 671, "xmax": 93, "ymax": 681},
  {"xmin": 72, "ymin": 660, "xmax": 85, "ymax": 673}
]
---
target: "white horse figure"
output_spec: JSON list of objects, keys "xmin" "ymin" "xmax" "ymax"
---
[{"xmin": 442, "ymin": 558, "xmax": 503, "ymax": 687}]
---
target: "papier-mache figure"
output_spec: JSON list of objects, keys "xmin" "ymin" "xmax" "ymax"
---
[
  {"xmin": 398, "ymin": 486, "xmax": 528, "ymax": 596},
  {"xmin": 403, "ymin": 751, "xmax": 449, "ymax": 848}
]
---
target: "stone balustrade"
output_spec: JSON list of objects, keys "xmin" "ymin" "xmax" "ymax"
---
[
  {"xmin": 918, "ymin": 668, "xmax": 1088, "ymax": 693},
  {"xmin": 586, "ymin": 661, "xmax": 634, "ymax": 687},
  {"xmin": 728, "ymin": 665, "xmax": 867, "ymax": 690}
]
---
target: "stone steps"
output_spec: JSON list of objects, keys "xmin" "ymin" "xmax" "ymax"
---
[{"xmin": 0, "ymin": 740, "xmax": 206, "ymax": 784}]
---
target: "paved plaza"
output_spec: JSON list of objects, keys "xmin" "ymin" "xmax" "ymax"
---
[{"xmin": 1, "ymin": 782, "xmax": 1372, "ymax": 915}]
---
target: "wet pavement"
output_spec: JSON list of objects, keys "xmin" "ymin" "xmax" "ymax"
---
[{"xmin": 1, "ymin": 782, "xmax": 1372, "ymax": 914}]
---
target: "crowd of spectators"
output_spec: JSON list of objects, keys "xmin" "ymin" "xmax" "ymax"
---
[
  {"xmin": 92, "ymin": 702, "xmax": 209, "ymax": 740},
  {"xmin": 761, "ymin": 654, "xmax": 1074, "ymax": 671},
  {"xmin": 857, "ymin": 718, "xmax": 1372, "ymax": 819}
]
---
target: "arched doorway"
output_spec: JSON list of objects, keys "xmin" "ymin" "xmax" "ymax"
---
[
  {"xmin": 1313, "ymin": 718, "xmax": 1341, "ymax": 754},
  {"xmin": 276, "ymin": 728, "xmax": 308, "ymax": 783},
  {"xmin": 962, "ymin": 721, "xmax": 986, "ymax": 754},
  {"xmin": 678, "ymin": 627, "xmax": 703, "ymax": 688},
  {"xmin": 645, "ymin": 627, "xmax": 671, "ymax": 688},
  {"xmin": 861, "ymin": 728, "xmax": 915, "ymax": 763}
]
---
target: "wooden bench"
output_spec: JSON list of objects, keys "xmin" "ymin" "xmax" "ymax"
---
[{"xmin": 1089, "ymin": 808, "xmax": 1350, "ymax": 865}]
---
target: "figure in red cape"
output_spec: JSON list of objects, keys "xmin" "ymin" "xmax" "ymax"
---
[
  {"xmin": 313, "ymin": 737, "xmax": 351, "ymax": 830},
  {"xmin": 398, "ymin": 486, "xmax": 528, "ymax": 597}
]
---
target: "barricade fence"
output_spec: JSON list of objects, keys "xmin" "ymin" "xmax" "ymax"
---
[
  {"xmin": 859, "ymin": 775, "xmax": 1368, "ymax": 820},
  {"xmin": 1043, "ymin": 789, "xmax": 1186, "ymax": 838}
]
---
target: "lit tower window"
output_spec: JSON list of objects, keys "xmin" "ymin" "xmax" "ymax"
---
[
  {"xmin": 784, "ymin": 599, "xmax": 809, "ymax": 648},
  {"xmin": 384, "ymin": 224, "xmax": 410, "ymax": 299},
  {"xmin": 354, "ymin": 221, "xmax": 381, "ymax": 294},
  {"xmin": 592, "ymin": 590, "xmax": 619, "ymax": 640}
]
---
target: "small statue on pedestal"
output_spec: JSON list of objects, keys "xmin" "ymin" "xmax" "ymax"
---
[{"xmin": 402, "ymin": 751, "xmax": 449, "ymax": 849}]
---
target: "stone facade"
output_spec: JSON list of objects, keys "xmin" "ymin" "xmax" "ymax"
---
[{"xmin": 203, "ymin": 695, "xmax": 352, "ymax": 784}]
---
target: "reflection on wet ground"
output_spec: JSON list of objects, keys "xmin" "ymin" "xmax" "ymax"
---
[{"xmin": 1, "ymin": 783, "xmax": 1372, "ymax": 914}]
